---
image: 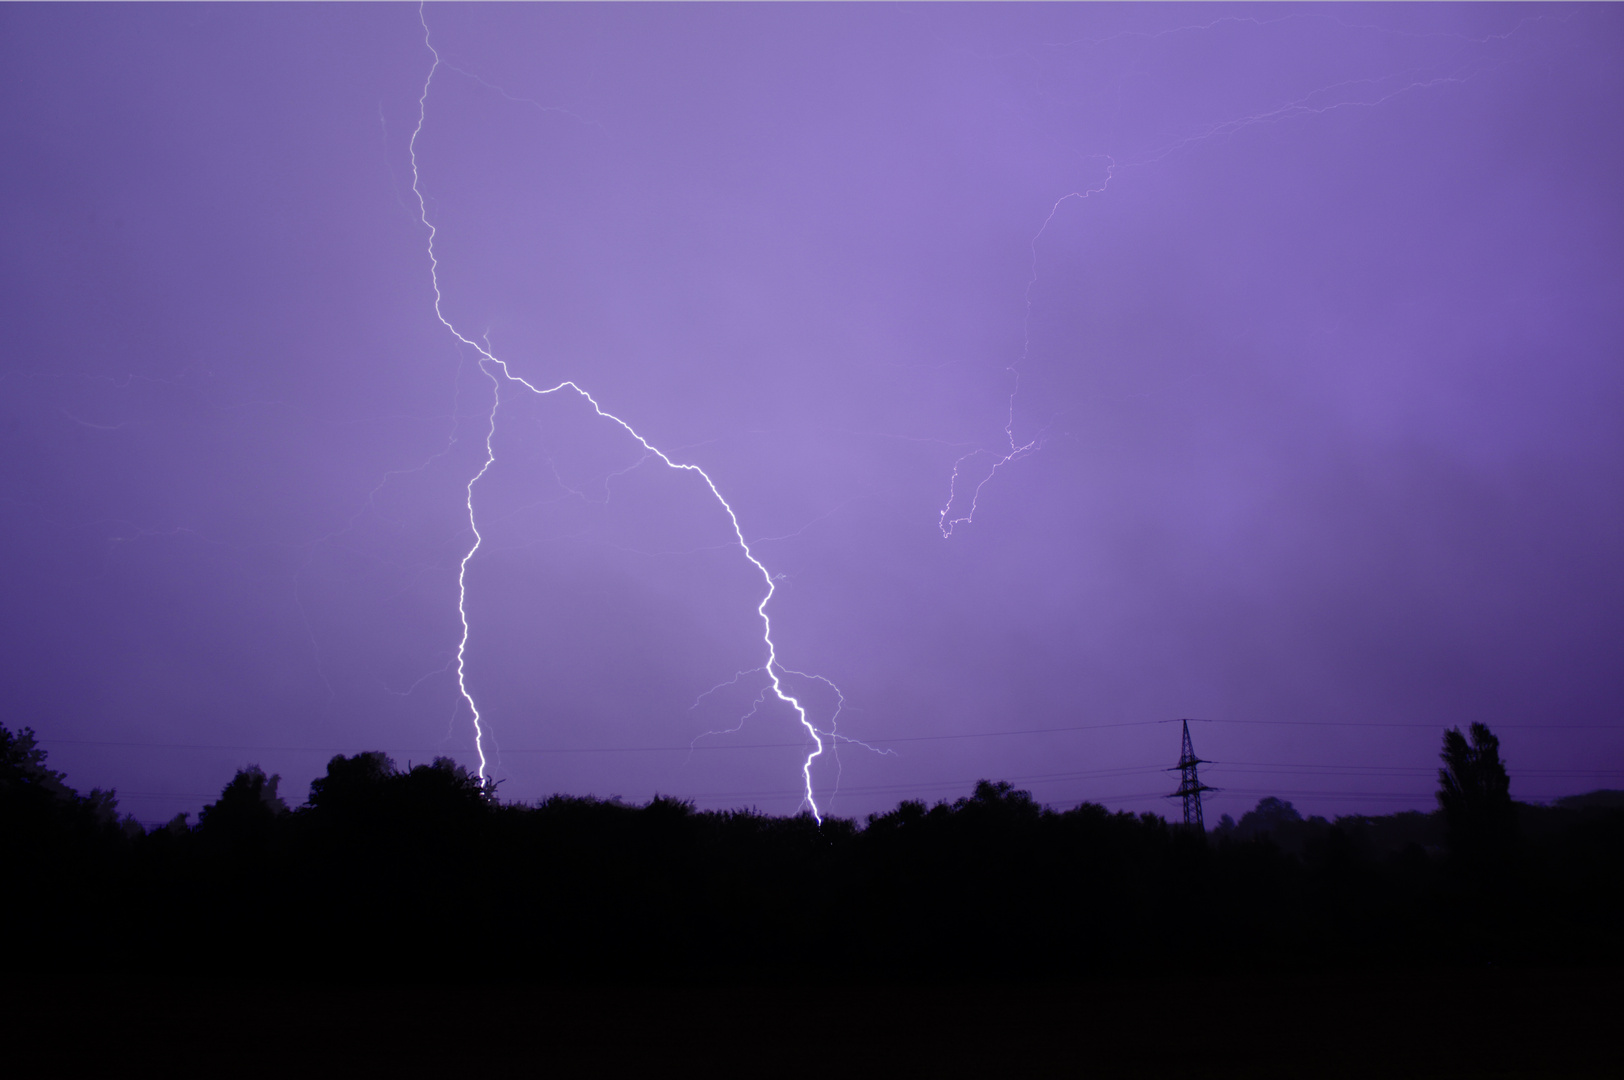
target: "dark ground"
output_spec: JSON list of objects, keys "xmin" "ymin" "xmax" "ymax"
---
[{"xmin": 2, "ymin": 969, "xmax": 1615, "ymax": 1077}]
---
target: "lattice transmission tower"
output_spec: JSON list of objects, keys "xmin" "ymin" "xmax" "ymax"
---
[{"xmin": 1168, "ymin": 718, "xmax": 1215, "ymax": 830}]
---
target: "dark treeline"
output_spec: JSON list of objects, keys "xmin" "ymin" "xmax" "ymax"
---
[{"xmin": 4, "ymin": 722, "xmax": 1621, "ymax": 980}]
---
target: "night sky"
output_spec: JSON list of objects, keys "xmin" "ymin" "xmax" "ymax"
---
[{"xmin": 3, "ymin": 3, "xmax": 1620, "ymax": 827}]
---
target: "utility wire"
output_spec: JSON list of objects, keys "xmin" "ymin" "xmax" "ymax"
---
[{"xmin": 34, "ymin": 716, "xmax": 1622, "ymax": 755}]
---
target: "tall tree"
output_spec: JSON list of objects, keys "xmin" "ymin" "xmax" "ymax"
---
[{"xmin": 1437, "ymin": 722, "xmax": 1516, "ymax": 863}]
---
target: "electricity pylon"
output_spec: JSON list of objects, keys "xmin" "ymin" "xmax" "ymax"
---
[{"xmin": 1168, "ymin": 719, "xmax": 1214, "ymax": 830}]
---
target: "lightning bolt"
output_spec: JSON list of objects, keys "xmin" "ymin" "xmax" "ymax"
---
[
  {"xmin": 410, "ymin": 7, "xmax": 836, "ymax": 821},
  {"xmin": 938, "ymin": 159, "xmax": 1115, "ymax": 538}
]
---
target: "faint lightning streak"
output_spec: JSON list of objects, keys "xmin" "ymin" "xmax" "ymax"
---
[
  {"xmin": 411, "ymin": 8, "xmax": 831, "ymax": 819},
  {"xmin": 938, "ymin": 158, "xmax": 1115, "ymax": 538},
  {"xmin": 689, "ymin": 668, "xmax": 766, "ymax": 716},
  {"xmin": 440, "ymin": 60, "xmax": 605, "ymax": 130},
  {"xmin": 935, "ymin": 11, "xmax": 1553, "ymax": 539},
  {"xmin": 688, "ymin": 677, "xmax": 774, "ymax": 762},
  {"xmin": 58, "ymin": 408, "xmax": 126, "ymax": 431}
]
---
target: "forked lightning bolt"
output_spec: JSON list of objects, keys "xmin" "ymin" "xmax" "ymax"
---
[{"xmin": 410, "ymin": 9, "xmax": 835, "ymax": 821}]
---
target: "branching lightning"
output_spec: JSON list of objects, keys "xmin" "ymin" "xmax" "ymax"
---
[
  {"xmin": 410, "ymin": 8, "xmax": 838, "ymax": 820},
  {"xmin": 937, "ymin": 13, "xmax": 1549, "ymax": 539},
  {"xmin": 938, "ymin": 159, "xmax": 1115, "ymax": 538}
]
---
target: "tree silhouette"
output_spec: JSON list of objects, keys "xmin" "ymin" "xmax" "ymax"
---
[
  {"xmin": 0, "ymin": 723, "xmax": 123, "ymax": 846},
  {"xmin": 307, "ymin": 750, "xmax": 398, "ymax": 817},
  {"xmin": 1437, "ymin": 722, "xmax": 1516, "ymax": 864},
  {"xmin": 197, "ymin": 765, "xmax": 288, "ymax": 856},
  {"xmin": 0, "ymin": 724, "xmax": 132, "ymax": 968},
  {"xmin": 1236, "ymin": 796, "xmax": 1302, "ymax": 837},
  {"xmin": 8, "ymin": 715, "xmax": 1624, "ymax": 978}
]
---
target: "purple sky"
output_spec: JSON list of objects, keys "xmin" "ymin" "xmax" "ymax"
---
[{"xmin": 3, "ymin": 4, "xmax": 1620, "ymax": 827}]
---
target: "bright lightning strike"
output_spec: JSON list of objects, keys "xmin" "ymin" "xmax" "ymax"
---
[{"xmin": 410, "ymin": 8, "xmax": 836, "ymax": 821}]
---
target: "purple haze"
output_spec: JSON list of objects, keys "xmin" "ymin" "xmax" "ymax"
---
[{"xmin": 1, "ymin": 4, "xmax": 1620, "ymax": 827}]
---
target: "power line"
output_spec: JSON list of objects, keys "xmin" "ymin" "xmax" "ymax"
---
[
  {"xmin": 1197, "ymin": 720, "xmax": 1620, "ymax": 730},
  {"xmin": 1212, "ymin": 762, "xmax": 1624, "ymax": 777},
  {"xmin": 34, "ymin": 717, "xmax": 1621, "ymax": 756},
  {"xmin": 35, "ymin": 714, "xmax": 1620, "ymax": 756}
]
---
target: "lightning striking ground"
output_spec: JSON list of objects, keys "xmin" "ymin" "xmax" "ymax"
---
[{"xmin": 410, "ymin": 9, "xmax": 836, "ymax": 820}]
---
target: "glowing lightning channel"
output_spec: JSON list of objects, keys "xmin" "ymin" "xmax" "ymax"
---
[
  {"xmin": 410, "ymin": 9, "xmax": 831, "ymax": 820},
  {"xmin": 938, "ymin": 160, "xmax": 1115, "ymax": 538}
]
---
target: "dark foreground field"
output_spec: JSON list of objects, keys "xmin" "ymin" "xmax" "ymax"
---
[
  {"xmin": 2, "ymin": 969, "xmax": 1615, "ymax": 1078},
  {"xmin": 7, "ymin": 723, "xmax": 1623, "ymax": 1075}
]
